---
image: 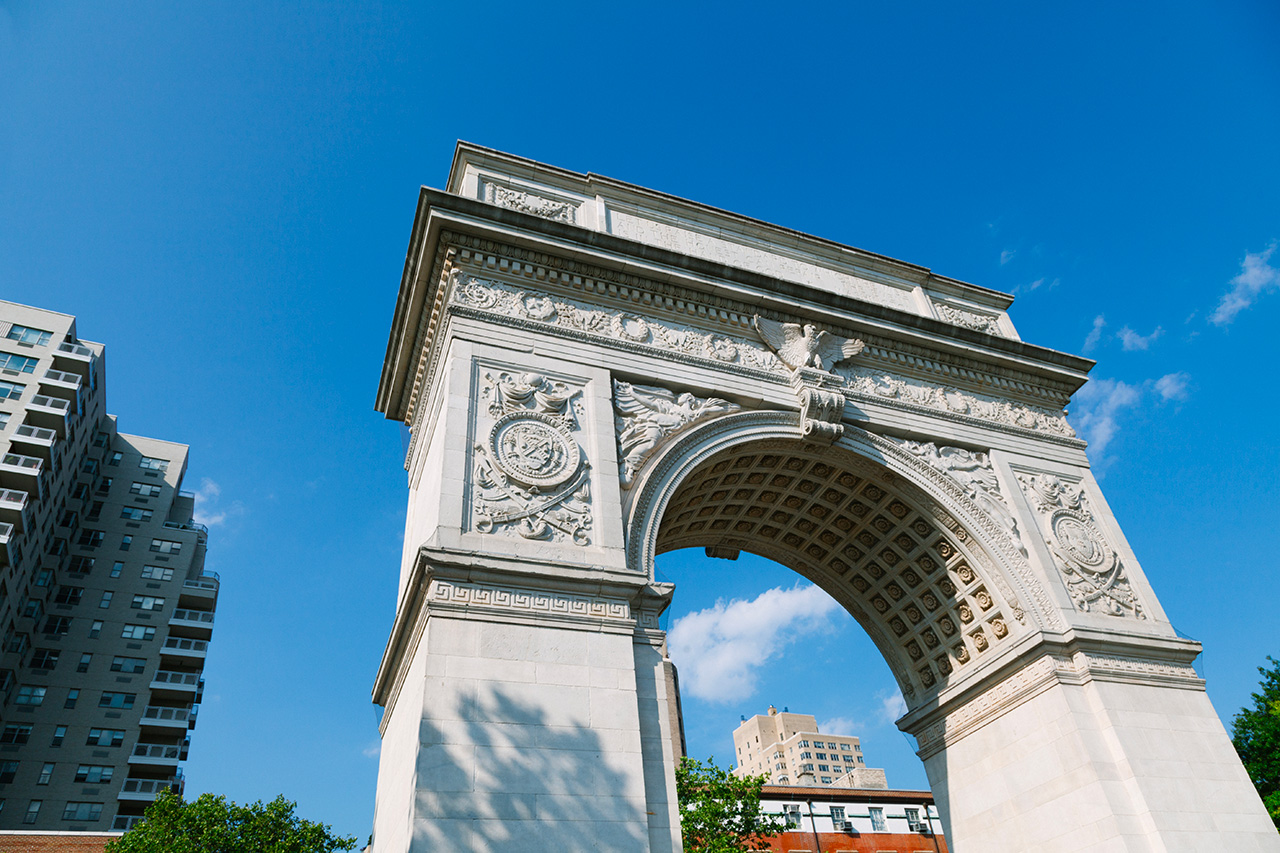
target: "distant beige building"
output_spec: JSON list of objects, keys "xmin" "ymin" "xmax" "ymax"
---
[
  {"xmin": 732, "ymin": 706, "xmax": 887, "ymax": 788},
  {"xmin": 0, "ymin": 301, "xmax": 219, "ymax": 831}
]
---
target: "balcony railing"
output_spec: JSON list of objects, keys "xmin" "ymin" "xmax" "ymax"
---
[
  {"xmin": 0, "ymin": 489, "xmax": 27, "ymax": 511},
  {"xmin": 118, "ymin": 776, "xmax": 184, "ymax": 800},
  {"xmin": 1, "ymin": 452, "xmax": 42, "ymax": 473},
  {"xmin": 0, "ymin": 521, "xmax": 12, "ymax": 544},
  {"xmin": 42, "ymin": 368, "xmax": 82, "ymax": 389},
  {"xmin": 151, "ymin": 670, "xmax": 202, "ymax": 688},
  {"xmin": 131, "ymin": 741, "xmax": 188, "ymax": 762},
  {"xmin": 141, "ymin": 705, "xmax": 195, "ymax": 725},
  {"xmin": 182, "ymin": 577, "xmax": 220, "ymax": 592},
  {"xmin": 29, "ymin": 393, "xmax": 70, "ymax": 413},
  {"xmin": 161, "ymin": 636, "xmax": 208, "ymax": 655},
  {"xmin": 57, "ymin": 341, "xmax": 94, "ymax": 358},
  {"xmin": 171, "ymin": 608, "xmax": 215, "ymax": 625},
  {"xmin": 112, "ymin": 815, "xmax": 145, "ymax": 831},
  {"xmin": 13, "ymin": 424, "xmax": 57, "ymax": 445}
]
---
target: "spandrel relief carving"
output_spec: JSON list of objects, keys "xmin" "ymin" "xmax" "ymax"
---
[
  {"xmin": 613, "ymin": 381, "xmax": 739, "ymax": 488},
  {"xmin": 472, "ymin": 371, "xmax": 593, "ymax": 545},
  {"xmin": 896, "ymin": 441, "xmax": 1026, "ymax": 557},
  {"xmin": 1015, "ymin": 472, "xmax": 1144, "ymax": 619}
]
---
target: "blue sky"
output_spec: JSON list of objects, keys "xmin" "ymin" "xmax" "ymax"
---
[{"xmin": 2, "ymin": 0, "xmax": 1278, "ymax": 840}]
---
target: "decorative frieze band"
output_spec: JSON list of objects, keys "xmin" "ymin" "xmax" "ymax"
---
[{"xmin": 428, "ymin": 578, "xmax": 632, "ymax": 623}]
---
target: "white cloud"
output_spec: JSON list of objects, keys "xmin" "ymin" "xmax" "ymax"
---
[
  {"xmin": 192, "ymin": 477, "xmax": 244, "ymax": 527},
  {"xmin": 362, "ymin": 742, "xmax": 381, "ymax": 759},
  {"xmin": 1083, "ymin": 315, "xmax": 1106, "ymax": 352},
  {"xmin": 1069, "ymin": 378, "xmax": 1143, "ymax": 461},
  {"xmin": 819, "ymin": 716, "xmax": 860, "ymax": 737},
  {"xmin": 877, "ymin": 690, "xmax": 907, "ymax": 724},
  {"xmin": 1000, "ymin": 249, "xmax": 1016, "ymax": 266},
  {"xmin": 1116, "ymin": 325, "xmax": 1163, "ymax": 351},
  {"xmin": 1154, "ymin": 372, "xmax": 1190, "ymax": 402},
  {"xmin": 1211, "ymin": 242, "xmax": 1280, "ymax": 326},
  {"xmin": 668, "ymin": 585, "xmax": 841, "ymax": 703}
]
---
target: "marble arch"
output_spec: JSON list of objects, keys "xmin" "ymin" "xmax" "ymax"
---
[{"xmin": 369, "ymin": 144, "xmax": 1278, "ymax": 852}]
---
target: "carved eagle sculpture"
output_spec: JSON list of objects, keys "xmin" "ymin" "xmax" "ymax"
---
[{"xmin": 753, "ymin": 316, "xmax": 865, "ymax": 371}]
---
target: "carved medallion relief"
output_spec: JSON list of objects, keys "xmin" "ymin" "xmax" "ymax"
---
[
  {"xmin": 470, "ymin": 370, "xmax": 593, "ymax": 546},
  {"xmin": 1015, "ymin": 472, "xmax": 1144, "ymax": 619}
]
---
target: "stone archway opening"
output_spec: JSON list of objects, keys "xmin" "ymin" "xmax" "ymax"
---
[{"xmin": 653, "ymin": 439, "xmax": 1026, "ymax": 714}]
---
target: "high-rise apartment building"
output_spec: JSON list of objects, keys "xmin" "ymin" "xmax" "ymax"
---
[
  {"xmin": 733, "ymin": 706, "xmax": 888, "ymax": 789},
  {"xmin": 0, "ymin": 301, "xmax": 218, "ymax": 831}
]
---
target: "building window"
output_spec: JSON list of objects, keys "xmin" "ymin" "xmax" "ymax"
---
[
  {"xmin": 130, "ymin": 481, "xmax": 163, "ymax": 497},
  {"xmin": 23, "ymin": 800, "xmax": 41, "ymax": 825},
  {"xmin": 51, "ymin": 725, "xmax": 66, "ymax": 747},
  {"xmin": 88, "ymin": 620, "xmax": 103, "ymax": 639},
  {"xmin": 826, "ymin": 742, "xmax": 837, "ymax": 749},
  {"xmin": 92, "ymin": 431, "xmax": 108, "ymax": 448},
  {"xmin": 110, "ymin": 561, "xmax": 123, "ymax": 578},
  {"xmin": 36, "ymin": 763, "xmax": 54, "ymax": 785},
  {"xmin": 107, "ymin": 451, "xmax": 123, "ymax": 466},
  {"xmin": 783, "ymin": 804, "xmax": 801, "ymax": 829},
  {"xmin": 53, "ymin": 586, "xmax": 84, "ymax": 606},
  {"xmin": 77, "ymin": 653, "xmax": 92, "ymax": 673},
  {"xmin": 15, "ymin": 685, "xmax": 46, "ymax": 706},
  {"xmin": 869, "ymin": 807, "xmax": 886, "ymax": 832},
  {"xmin": 120, "ymin": 506, "xmax": 153, "ymax": 521},
  {"xmin": 816, "ymin": 752, "xmax": 827, "ymax": 760},
  {"xmin": 77, "ymin": 529, "xmax": 105, "ymax": 548},
  {"xmin": 99, "ymin": 591, "xmax": 113, "ymax": 608},
  {"xmin": 0, "ymin": 380, "xmax": 26, "ymax": 400},
  {"xmin": 68, "ymin": 556, "xmax": 95, "ymax": 573},
  {"xmin": 820, "ymin": 776, "xmax": 832, "ymax": 783},
  {"xmin": 58, "ymin": 509, "xmax": 79, "ymax": 528},
  {"xmin": 20, "ymin": 597, "xmax": 40, "ymax": 619},
  {"xmin": 97, "ymin": 692, "xmax": 136, "ymax": 709},
  {"xmin": 830, "ymin": 806, "xmax": 845, "ymax": 824},
  {"xmin": 839, "ymin": 743, "xmax": 852, "ymax": 751},
  {"xmin": 800, "ymin": 752, "xmax": 812, "ymax": 759},
  {"xmin": 42, "ymin": 616, "xmax": 71, "ymax": 635},
  {"xmin": 62, "ymin": 802, "xmax": 102, "ymax": 822},
  {"xmin": 86, "ymin": 501, "xmax": 103, "ymax": 521},
  {"xmin": 138, "ymin": 456, "xmax": 169, "ymax": 472},
  {"xmin": 121, "ymin": 625, "xmax": 155, "ymax": 641},
  {"xmin": 817, "ymin": 764, "xmax": 830, "ymax": 772},
  {"xmin": 86, "ymin": 728, "xmax": 124, "ymax": 747},
  {"xmin": 0, "ymin": 762, "xmax": 17, "ymax": 783},
  {"xmin": 34, "ymin": 570, "xmax": 53, "ymax": 588},
  {"xmin": 1, "ymin": 725, "xmax": 32, "ymax": 745},
  {"xmin": 149, "ymin": 538, "xmax": 181, "ymax": 555},
  {"xmin": 74, "ymin": 765, "xmax": 113, "ymax": 784},
  {"xmin": 29, "ymin": 649, "xmax": 59, "ymax": 670},
  {"xmin": 0, "ymin": 352, "xmax": 38, "ymax": 373},
  {"xmin": 905, "ymin": 808, "xmax": 920, "ymax": 827},
  {"xmin": 64, "ymin": 689, "xmax": 79, "ymax": 709},
  {"xmin": 131, "ymin": 595, "xmax": 164, "ymax": 611},
  {"xmin": 141, "ymin": 565, "xmax": 174, "ymax": 581},
  {"xmin": 6, "ymin": 325, "xmax": 53, "ymax": 346},
  {"xmin": 110, "ymin": 656, "xmax": 147, "ymax": 673},
  {"xmin": 95, "ymin": 477, "xmax": 113, "ymax": 494},
  {"xmin": 119, "ymin": 535, "xmax": 132, "ymax": 551}
]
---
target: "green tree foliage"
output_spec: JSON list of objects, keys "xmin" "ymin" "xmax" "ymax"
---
[
  {"xmin": 1232, "ymin": 656, "xmax": 1280, "ymax": 830},
  {"xmin": 105, "ymin": 791, "xmax": 358, "ymax": 853},
  {"xmin": 675, "ymin": 756, "xmax": 788, "ymax": 852}
]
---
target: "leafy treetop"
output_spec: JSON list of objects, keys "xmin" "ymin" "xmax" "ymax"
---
[
  {"xmin": 676, "ymin": 756, "xmax": 788, "ymax": 852},
  {"xmin": 105, "ymin": 791, "xmax": 358, "ymax": 853},
  {"xmin": 1231, "ymin": 655, "xmax": 1280, "ymax": 831}
]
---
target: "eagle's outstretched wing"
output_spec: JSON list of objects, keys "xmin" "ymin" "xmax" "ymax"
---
[
  {"xmin": 753, "ymin": 316, "xmax": 808, "ymax": 367},
  {"xmin": 814, "ymin": 331, "xmax": 865, "ymax": 369}
]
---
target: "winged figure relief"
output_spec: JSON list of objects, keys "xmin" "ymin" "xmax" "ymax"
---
[
  {"xmin": 614, "ymin": 381, "xmax": 739, "ymax": 488},
  {"xmin": 753, "ymin": 316, "xmax": 865, "ymax": 371}
]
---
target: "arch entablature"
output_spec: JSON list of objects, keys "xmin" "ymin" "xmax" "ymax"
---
[{"xmin": 625, "ymin": 411, "xmax": 1062, "ymax": 709}]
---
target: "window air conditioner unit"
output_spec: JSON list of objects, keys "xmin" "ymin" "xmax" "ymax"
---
[
  {"xmin": 841, "ymin": 821, "xmax": 854, "ymax": 833},
  {"xmin": 911, "ymin": 822, "xmax": 931, "ymax": 834}
]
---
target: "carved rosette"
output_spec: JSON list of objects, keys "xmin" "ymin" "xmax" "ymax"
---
[
  {"xmin": 1015, "ymin": 472, "xmax": 1144, "ymax": 619},
  {"xmin": 472, "ymin": 371, "xmax": 593, "ymax": 545}
]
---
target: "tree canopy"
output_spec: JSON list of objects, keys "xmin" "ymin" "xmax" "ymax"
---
[
  {"xmin": 105, "ymin": 791, "xmax": 358, "ymax": 853},
  {"xmin": 675, "ymin": 756, "xmax": 787, "ymax": 852},
  {"xmin": 1231, "ymin": 655, "xmax": 1280, "ymax": 831}
]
